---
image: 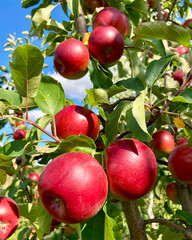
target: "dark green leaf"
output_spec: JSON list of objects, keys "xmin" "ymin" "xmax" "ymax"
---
[
  {"xmin": 162, "ymin": 229, "xmax": 184, "ymax": 240},
  {"xmin": 144, "ymin": 38, "xmax": 166, "ymax": 57},
  {"xmin": 116, "ymin": 77, "xmax": 145, "ymax": 92},
  {"xmin": 175, "ymin": 210, "xmax": 192, "ymax": 225},
  {"xmin": 85, "ymin": 89, "xmax": 110, "ymax": 107},
  {"xmin": 22, "ymin": 0, "xmax": 40, "ymax": 8},
  {"xmin": 9, "ymin": 44, "xmax": 44, "ymax": 97},
  {"xmin": 67, "ymin": 0, "xmax": 79, "ymax": 19},
  {"xmin": 145, "ymin": 55, "xmax": 173, "ymax": 87},
  {"xmin": 34, "ymin": 75, "xmax": 65, "ymax": 115},
  {"xmin": 168, "ymin": 88, "xmax": 192, "ymax": 103},
  {"xmin": 88, "ymin": 60, "xmax": 113, "ymax": 90},
  {"xmin": 0, "ymin": 169, "xmax": 6, "ymax": 185}
]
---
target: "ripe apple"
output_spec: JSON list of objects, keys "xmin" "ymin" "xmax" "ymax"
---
[
  {"xmin": 183, "ymin": 19, "xmax": 192, "ymax": 28},
  {"xmin": 168, "ymin": 144, "xmax": 192, "ymax": 183},
  {"xmin": 28, "ymin": 173, "xmax": 40, "ymax": 186},
  {"xmin": 177, "ymin": 137, "xmax": 187, "ymax": 146},
  {"xmin": 106, "ymin": 139, "xmax": 157, "ymax": 200},
  {"xmin": 88, "ymin": 26, "xmax": 124, "ymax": 65},
  {"xmin": 165, "ymin": 182, "xmax": 179, "ymax": 202},
  {"xmin": 13, "ymin": 129, "xmax": 26, "ymax": 140},
  {"xmin": 148, "ymin": 52, "xmax": 154, "ymax": 58},
  {"xmin": 149, "ymin": 130, "xmax": 175, "ymax": 156},
  {"xmin": 0, "ymin": 197, "xmax": 20, "ymax": 240},
  {"xmin": 92, "ymin": 7, "xmax": 130, "ymax": 39},
  {"xmin": 53, "ymin": 105, "xmax": 100, "ymax": 140},
  {"xmin": 15, "ymin": 111, "xmax": 23, "ymax": 116},
  {"xmin": 53, "ymin": 39, "xmax": 90, "ymax": 80},
  {"xmin": 38, "ymin": 152, "xmax": 108, "ymax": 223},
  {"xmin": 172, "ymin": 69, "xmax": 184, "ymax": 86},
  {"xmin": 147, "ymin": 0, "xmax": 156, "ymax": 9},
  {"xmin": 175, "ymin": 46, "xmax": 189, "ymax": 55}
]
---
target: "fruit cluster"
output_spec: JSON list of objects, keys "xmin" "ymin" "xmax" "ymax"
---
[{"xmin": 53, "ymin": 7, "xmax": 129, "ymax": 80}]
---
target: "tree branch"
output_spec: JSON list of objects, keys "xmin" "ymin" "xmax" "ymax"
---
[
  {"xmin": 144, "ymin": 218, "xmax": 192, "ymax": 239},
  {"xmin": 75, "ymin": 1, "xmax": 88, "ymax": 39},
  {"xmin": 177, "ymin": 182, "xmax": 192, "ymax": 214},
  {"xmin": 165, "ymin": 0, "xmax": 177, "ymax": 22}
]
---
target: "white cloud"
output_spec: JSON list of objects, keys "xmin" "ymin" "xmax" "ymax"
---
[{"xmin": 48, "ymin": 71, "xmax": 93, "ymax": 101}]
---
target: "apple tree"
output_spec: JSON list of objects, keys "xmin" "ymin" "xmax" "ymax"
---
[{"xmin": 0, "ymin": 0, "xmax": 192, "ymax": 239}]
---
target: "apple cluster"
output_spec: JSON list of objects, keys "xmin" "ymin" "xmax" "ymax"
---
[{"xmin": 53, "ymin": 7, "xmax": 129, "ymax": 80}]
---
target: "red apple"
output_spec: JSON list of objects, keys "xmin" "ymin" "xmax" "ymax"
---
[
  {"xmin": 88, "ymin": 26, "xmax": 124, "ymax": 65},
  {"xmin": 13, "ymin": 129, "xmax": 26, "ymax": 140},
  {"xmin": 168, "ymin": 144, "xmax": 192, "ymax": 184},
  {"xmin": 148, "ymin": 52, "xmax": 154, "ymax": 58},
  {"xmin": 165, "ymin": 182, "xmax": 179, "ymax": 202},
  {"xmin": 175, "ymin": 46, "xmax": 189, "ymax": 55},
  {"xmin": 106, "ymin": 139, "xmax": 157, "ymax": 200},
  {"xmin": 177, "ymin": 137, "xmax": 187, "ymax": 146},
  {"xmin": 183, "ymin": 19, "xmax": 192, "ymax": 28},
  {"xmin": 38, "ymin": 152, "xmax": 108, "ymax": 223},
  {"xmin": 149, "ymin": 130, "xmax": 175, "ymax": 156},
  {"xmin": 53, "ymin": 105, "xmax": 100, "ymax": 140},
  {"xmin": 15, "ymin": 111, "xmax": 23, "ymax": 116},
  {"xmin": 147, "ymin": 0, "xmax": 156, "ymax": 9},
  {"xmin": 53, "ymin": 39, "xmax": 90, "ymax": 80},
  {"xmin": 0, "ymin": 197, "xmax": 20, "ymax": 240},
  {"xmin": 92, "ymin": 7, "xmax": 130, "ymax": 39},
  {"xmin": 28, "ymin": 173, "xmax": 40, "ymax": 186},
  {"xmin": 172, "ymin": 69, "xmax": 184, "ymax": 86},
  {"xmin": 15, "ymin": 120, "xmax": 25, "ymax": 127}
]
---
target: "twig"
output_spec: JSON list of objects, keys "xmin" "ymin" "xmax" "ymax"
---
[
  {"xmin": 156, "ymin": 0, "xmax": 163, "ymax": 20},
  {"xmin": 75, "ymin": 1, "xmax": 87, "ymax": 39},
  {"xmin": 157, "ymin": 159, "xmax": 168, "ymax": 166},
  {"xmin": 19, "ymin": 168, "xmax": 32, "ymax": 203},
  {"xmin": 144, "ymin": 218, "xmax": 192, "ymax": 239},
  {"xmin": 165, "ymin": 0, "xmax": 177, "ymax": 22}
]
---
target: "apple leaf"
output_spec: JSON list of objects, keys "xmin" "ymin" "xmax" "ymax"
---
[
  {"xmin": 81, "ymin": 209, "xmax": 105, "ymax": 240},
  {"xmin": 175, "ymin": 210, "xmax": 192, "ymax": 225},
  {"xmin": 168, "ymin": 88, "xmax": 192, "ymax": 103},
  {"xmin": 22, "ymin": 0, "xmax": 40, "ymax": 8},
  {"xmin": 85, "ymin": 89, "xmax": 110, "ymax": 107},
  {"xmin": 144, "ymin": 38, "xmax": 166, "ymax": 57},
  {"xmin": 105, "ymin": 101, "xmax": 131, "ymax": 147},
  {"xmin": 19, "ymin": 203, "xmax": 39, "ymax": 222},
  {"xmin": 0, "ymin": 102, "xmax": 6, "ymax": 116},
  {"xmin": 0, "ymin": 88, "xmax": 22, "ymax": 107},
  {"xmin": 88, "ymin": 60, "xmax": 113, "ymax": 90},
  {"xmin": 32, "ymin": 4, "xmax": 57, "ymax": 28},
  {"xmin": 134, "ymin": 21, "xmax": 191, "ymax": 48},
  {"xmin": 46, "ymin": 19, "xmax": 67, "ymax": 33},
  {"xmin": 107, "ymin": 85, "xmax": 127, "ymax": 99},
  {"xmin": 116, "ymin": 77, "xmax": 146, "ymax": 92},
  {"xmin": 41, "ymin": 32, "xmax": 57, "ymax": 48},
  {"xmin": 67, "ymin": 0, "xmax": 79, "ymax": 19},
  {"xmin": 0, "ymin": 169, "xmax": 6, "ymax": 185},
  {"xmin": 162, "ymin": 229, "xmax": 185, "ymax": 240},
  {"xmin": 9, "ymin": 44, "xmax": 44, "ymax": 97},
  {"xmin": 59, "ymin": 135, "xmax": 96, "ymax": 155},
  {"xmin": 34, "ymin": 75, "xmax": 65, "ymax": 116},
  {"xmin": 145, "ymin": 55, "xmax": 173, "ymax": 87}
]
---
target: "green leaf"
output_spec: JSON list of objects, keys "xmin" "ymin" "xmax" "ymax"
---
[
  {"xmin": 0, "ymin": 88, "xmax": 22, "ymax": 106},
  {"xmin": 67, "ymin": 0, "xmax": 79, "ymax": 19},
  {"xmin": 0, "ymin": 66, "xmax": 9, "ymax": 72},
  {"xmin": 41, "ymin": 32, "xmax": 57, "ymax": 48},
  {"xmin": 59, "ymin": 135, "xmax": 96, "ymax": 155},
  {"xmin": 168, "ymin": 88, "xmax": 192, "ymax": 103},
  {"xmin": 81, "ymin": 209, "xmax": 105, "ymax": 240},
  {"xmin": 88, "ymin": 60, "xmax": 113, "ymax": 90},
  {"xmin": 85, "ymin": 89, "xmax": 110, "ymax": 107},
  {"xmin": 32, "ymin": 4, "xmax": 57, "ymax": 28},
  {"xmin": 34, "ymin": 75, "xmax": 65, "ymax": 115},
  {"xmin": 107, "ymin": 85, "xmax": 127, "ymax": 99},
  {"xmin": 162, "ymin": 229, "xmax": 184, "ymax": 240},
  {"xmin": 0, "ymin": 102, "xmax": 6, "ymax": 115},
  {"xmin": 145, "ymin": 55, "xmax": 173, "ymax": 87},
  {"xmin": 19, "ymin": 203, "xmax": 39, "ymax": 222},
  {"xmin": 46, "ymin": 19, "xmax": 67, "ymax": 33},
  {"xmin": 144, "ymin": 38, "xmax": 166, "ymax": 57},
  {"xmin": 116, "ymin": 77, "xmax": 145, "ymax": 92},
  {"xmin": 105, "ymin": 101, "xmax": 131, "ymax": 147},
  {"xmin": 22, "ymin": 0, "xmax": 40, "ymax": 8},
  {"xmin": 175, "ymin": 210, "xmax": 192, "ymax": 225},
  {"xmin": 9, "ymin": 44, "xmax": 44, "ymax": 97},
  {"xmin": 0, "ymin": 169, "xmax": 6, "ymax": 185},
  {"xmin": 134, "ymin": 21, "xmax": 191, "ymax": 48}
]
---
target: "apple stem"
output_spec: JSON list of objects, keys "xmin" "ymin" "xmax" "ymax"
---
[
  {"xmin": 19, "ymin": 168, "xmax": 32, "ymax": 203},
  {"xmin": 75, "ymin": 1, "xmax": 88, "ymax": 40},
  {"xmin": 177, "ymin": 182, "xmax": 192, "ymax": 214},
  {"xmin": 121, "ymin": 200, "xmax": 148, "ymax": 240},
  {"xmin": 144, "ymin": 218, "xmax": 192, "ymax": 239}
]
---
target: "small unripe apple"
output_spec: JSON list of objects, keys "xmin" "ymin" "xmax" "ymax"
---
[
  {"xmin": 28, "ymin": 173, "xmax": 40, "ymax": 186},
  {"xmin": 147, "ymin": 0, "xmax": 156, "ymax": 9},
  {"xmin": 53, "ymin": 105, "xmax": 100, "ymax": 140},
  {"xmin": 88, "ymin": 26, "xmax": 124, "ymax": 65},
  {"xmin": 150, "ymin": 130, "xmax": 175, "ymax": 156},
  {"xmin": 38, "ymin": 152, "xmax": 108, "ymax": 223},
  {"xmin": 177, "ymin": 137, "xmax": 187, "ymax": 146},
  {"xmin": 183, "ymin": 19, "xmax": 192, "ymax": 28},
  {"xmin": 165, "ymin": 182, "xmax": 179, "ymax": 202},
  {"xmin": 175, "ymin": 46, "xmax": 189, "ymax": 55},
  {"xmin": 0, "ymin": 197, "xmax": 20, "ymax": 240},
  {"xmin": 53, "ymin": 39, "xmax": 90, "ymax": 80},
  {"xmin": 13, "ymin": 129, "xmax": 26, "ymax": 140},
  {"xmin": 168, "ymin": 144, "xmax": 192, "ymax": 184},
  {"xmin": 172, "ymin": 69, "xmax": 184, "ymax": 86},
  {"xmin": 106, "ymin": 139, "xmax": 157, "ymax": 200},
  {"xmin": 92, "ymin": 7, "xmax": 130, "ymax": 39}
]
